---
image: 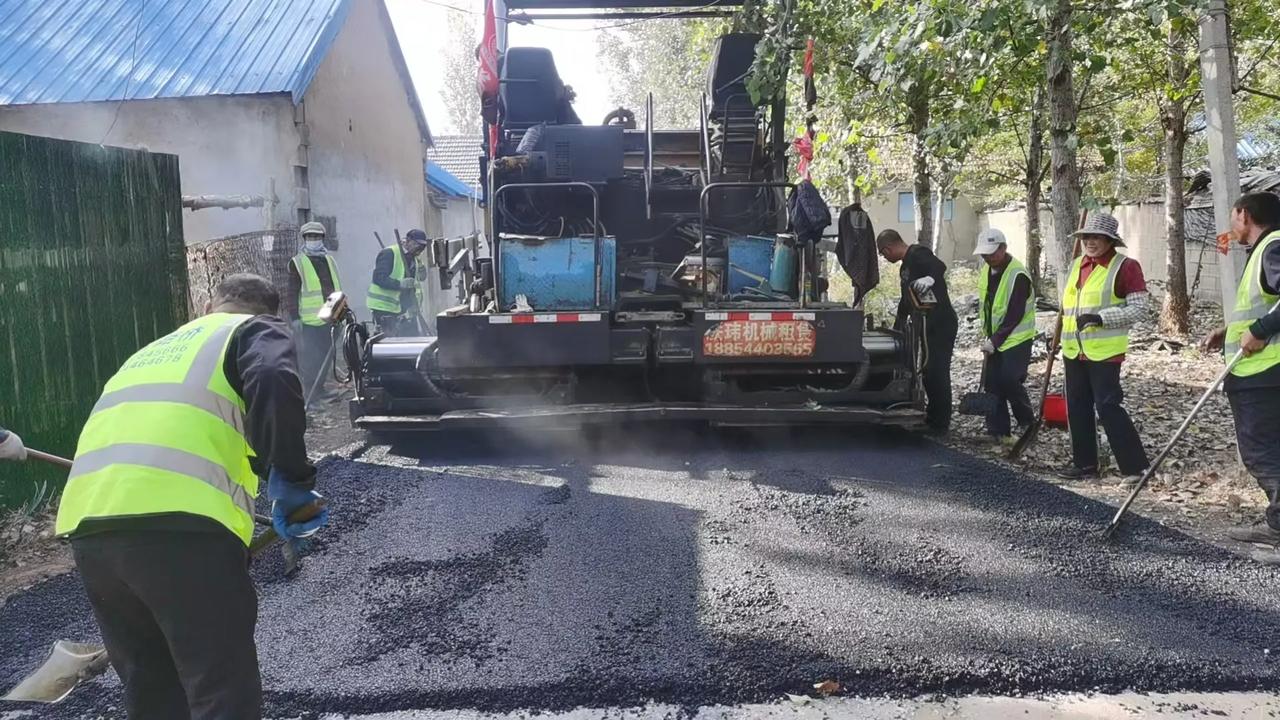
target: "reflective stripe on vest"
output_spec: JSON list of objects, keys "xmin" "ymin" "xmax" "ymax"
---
[
  {"xmin": 56, "ymin": 314, "xmax": 259, "ymax": 544},
  {"xmin": 978, "ymin": 258, "xmax": 1037, "ymax": 352},
  {"xmin": 1227, "ymin": 231, "xmax": 1280, "ymax": 376},
  {"xmin": 367, "ymin": 247, "xmax": 423, "ymax": 314},
  {"xmin": 1060, "ymin": 254, "xmax": 1129, "ymax": 361},
  {"xmin": 293, "ymin": 254, "xmax": 342, "ymax": 326}
]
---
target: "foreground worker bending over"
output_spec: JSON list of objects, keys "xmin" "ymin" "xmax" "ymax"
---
[
  {"xmin": 1057, "ymin": 212, "xmax": 1151, "ymax": 480},
  {"xmin": 55, "ymin": 273, "xmax": 329, "ymax": 720},
  {"xmin": 1202, "ymin": 192, "xmax": 1280, "ymax": 566},
  {"xmin": 974, "ymin": 228, "xmax": 1037, "ymax": 445}
]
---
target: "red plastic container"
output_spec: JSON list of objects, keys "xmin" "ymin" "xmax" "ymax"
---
[{"xmin": 1043, "ymin": 393, "xmax": 1068, "ymax": 428}]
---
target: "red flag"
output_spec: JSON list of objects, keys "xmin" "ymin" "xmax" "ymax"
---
[{"xmin": 477, "ymin": 0, "xmax": 499, "ymax": 100}]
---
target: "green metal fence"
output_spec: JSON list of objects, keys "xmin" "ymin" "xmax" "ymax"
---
[{"xmin": 0, "ymin": 132, "xmax": 188, "ymax": 509}]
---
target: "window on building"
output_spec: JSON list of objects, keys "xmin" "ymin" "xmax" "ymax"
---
[{"xmin": 897, "ymin": 192, "xmax": 956, "ymax": 223}]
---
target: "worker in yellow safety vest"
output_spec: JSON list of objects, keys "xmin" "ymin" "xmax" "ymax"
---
[
  {"xmin": 367, "ymin": 229, "xmax": 428, "ymax": 336},
  {"xmin": 288, "ymin": 221, "xmax": 342, "ymax": 396},
  {"xmin": 1201, "ymin": 192, "xmax": 1280, "ymax": 566},
  {"xmin": 54, "ymin": 273, "xmax": 328, "ymax": 720},
  {"xmin": 1057, "ymin": 212, "xmax": 1152, "ymax": 481},
  {"xmin": 974, "ymin": 228, "xmax": 1037, "ymax": 445}
]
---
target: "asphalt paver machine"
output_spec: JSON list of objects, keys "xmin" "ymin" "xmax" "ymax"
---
[{"xmin": 348, "ymin": 0, "xmax": 930, "ymax": 431}]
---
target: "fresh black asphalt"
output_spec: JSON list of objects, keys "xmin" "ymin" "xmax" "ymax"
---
[{"xmin": 3, "ymin": 426, "xmax": 1278, "ymax": 717}]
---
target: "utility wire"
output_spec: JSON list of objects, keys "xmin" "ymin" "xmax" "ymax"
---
[
  {"xmin": 100, "ymin": 1, "xmax": 144, "ymax": 147},
  {"xmin": 412, "ymin": 0, "xmax": 729, "ymax": 31}
]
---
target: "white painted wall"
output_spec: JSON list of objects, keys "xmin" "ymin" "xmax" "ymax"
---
[
  {"xmin": 859, "ymin": 186, "xmax": 982, "ymax": 267},
  {"xmin": 0, "ymin": 94, "xmax": 299, "ymax": 242},
  {"xmin": 302, "ymin": 0, "xmax": 435, "ymax": 324}
]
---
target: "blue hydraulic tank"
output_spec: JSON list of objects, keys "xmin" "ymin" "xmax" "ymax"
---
[
  {"xmin": 498, "ymin": 236, "xmax": 617, "ymax": 311},
  {"xmin": 770, "ymin": 239, "xmax": 798, "ymax": 294},
  {"xmin": 727, "ymin": 235, "xmax": 776, "ymax": 294}
]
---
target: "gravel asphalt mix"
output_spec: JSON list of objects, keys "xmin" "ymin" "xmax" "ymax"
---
[{"xmin": 2, "ymin": 426, "xmax": 1278, "ymax": 718}]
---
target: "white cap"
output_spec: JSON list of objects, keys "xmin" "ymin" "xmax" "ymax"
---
[{"xmin": 973, "ymin": 228, "xmax": 1007, "ymax": 256}]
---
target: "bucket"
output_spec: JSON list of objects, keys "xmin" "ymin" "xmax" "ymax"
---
[{"xmin": 1043, "ymin": 393, "xmax": 1068, "ymax": 428}]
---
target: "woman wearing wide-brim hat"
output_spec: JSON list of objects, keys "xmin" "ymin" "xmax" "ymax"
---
[{"xmin": 1057, "ymin": 212, "xmax": 1152, "ymax": 480}]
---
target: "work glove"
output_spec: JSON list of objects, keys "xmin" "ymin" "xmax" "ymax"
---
[
  {"xmin": 910, "ymin": 277, "xmax": 935, "ymax": 293},
  {"xmin": 0, "ymin": 429, "xmax": 26, "ymax": 462},
  {"xmin": 1078, "ymin": 313, "xmax": 1104, "ymax": 330},
  {"xmin": 267, "ymin": 467, "xmax": 329, "ymax": 540},
  {"xmin": 400, "ymin": 277, "xmax": 419, "ymax": 290},
  {"xmin": 980, "ymin": 339, "xmax": 996, "ymax": 355}
]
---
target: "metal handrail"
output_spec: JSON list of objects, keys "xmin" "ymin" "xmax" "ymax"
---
[
  {"xmin": 492, "ymin": 181, "xmax": 604, "ymax": 309},
  {"xmin": 645, "ymin": 92, "xmax": 654, "ymax": 221},
  {"xmin": 697, "ymin": 181, "xmax": 795, "ymax": 308},
  {"xmin": 698, "ymin": 93, "xmax": 710, "ymax": 187}
]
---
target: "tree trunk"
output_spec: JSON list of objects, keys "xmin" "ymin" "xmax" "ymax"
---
[
  {"xmin": 1046, "ymin": 0, "xmax": 1080, "ymax": 293},
  {"xmin": 932, "ymin": 183, "xmax": 945, "ymax": 254},
  {"xmin": 908, "ymin": 81, "xmax": 933, "ymax": 245},
  {"xmin": 1025, "ymin": 86, "xmax": 1046, "ymax": 289},
  {"xmin": 1160, "ymin": 28, "xmax": 1193, "ymax": 337}
]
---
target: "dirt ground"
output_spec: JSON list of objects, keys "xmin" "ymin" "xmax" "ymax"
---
[{"xmin": 944, "ymin": 300, "xmax": 1268, "ymax": 554}]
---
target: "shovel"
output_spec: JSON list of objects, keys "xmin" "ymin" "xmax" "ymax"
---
[
  {"xmin": 1, "ymin": 476, "xmax": 326, "ymax": 704},
  {"xmin": 1102, "ymin": 299, "xmax": 1280, "ymax": 539},
  {"xmin": 958, "ymin": 355, "xmax": 997, "ymax": 416}
]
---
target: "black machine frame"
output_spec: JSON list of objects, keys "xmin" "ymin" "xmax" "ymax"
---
[{"xmin": 349, "ymin": 0, "xmax": 931, "ymax": 432}]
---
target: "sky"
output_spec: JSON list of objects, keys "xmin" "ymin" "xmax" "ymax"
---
[{"xmin": 386, "ymin": 0, "xmax": 614, "ymax": 136}]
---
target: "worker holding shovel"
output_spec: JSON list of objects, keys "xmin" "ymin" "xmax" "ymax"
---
[
  {"xmin": 973, "ymin": 229, "xmax": 1037, "ymax": 446},
  {"xmin": 35, "ymin": 273, "xmax": 329, "ymax": 719},
  {"xmin": 1201, "ymin": 192, "xmax": 1280, "ymax": 566}
]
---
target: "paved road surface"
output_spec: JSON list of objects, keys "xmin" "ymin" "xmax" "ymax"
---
[{"xmin": 3, "ymin": 426, "xmax": 1279, "ymax": 718}]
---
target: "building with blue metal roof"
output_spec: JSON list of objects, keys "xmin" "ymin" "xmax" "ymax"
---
[{"xmin": 0, "ymin": 0, "xmax": 449, "ymax": 321}]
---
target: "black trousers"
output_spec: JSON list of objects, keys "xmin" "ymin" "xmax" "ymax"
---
[
  {"xmin": 923, "ymin": 321, "xmax": 958, "ymax": 431},
  {"xmin": 1063, "ymin": 357, "xmax": 1150, "ymax": 474},
  {"xmin": 984, "ymin": 340, "xmax": 1035, "ymax": 437},
  {"xmin": 1228, "ymin": 387, "xmax": 1280, "ymax": 531},
  {"xmin": 297, "ymin": 323, "xmax": 332, "ymax": 394},
  {"xmin": 71, "ymin": 530, "xmax": 261, "ymax": 720}
]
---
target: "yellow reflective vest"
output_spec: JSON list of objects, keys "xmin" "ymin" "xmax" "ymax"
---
[
  {"xmin": 292, "ymin": 254, "xmax": 342, "ymax": 327},
  {"xmin": 367, "ymin": 247, "xmax": 424, "ymax": 315},
  {"xmin": 56, "ymin": 313, "xmax": 259, "ymax": 545},
  {"xmin": 1227, "ymin": 230, "xmax": 1280, "ymax": 377},
  {"xmin": 1061, "ymin": 254, "xmax": 1130, "ymax": 361},
  {"xmin": 978, "ymin": 257, "xmax": 1037, "ymax": 351}
]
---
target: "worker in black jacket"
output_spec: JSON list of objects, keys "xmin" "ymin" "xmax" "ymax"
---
[
  {"xmin": 1201, "ymin": 192, "xmax": 1280, "ymax": 565},
  {"xmin": 54, "ymin": 274, "xmax": 326, "ymax": 720},
  {"xmin": 367, "ymin": 230, "xmax": 429, "ymax": 336},
  {"xmin": 877, "ymin": 229, "xmax": 958, "ymax": 434}
]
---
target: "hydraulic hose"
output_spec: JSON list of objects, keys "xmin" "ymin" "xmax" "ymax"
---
[{"xmin": 337, "ymin": 318, "xmax": 370, "ymax": 391}]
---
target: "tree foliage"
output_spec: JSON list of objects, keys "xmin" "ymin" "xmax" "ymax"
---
[
  {"xmin": 596, "ymin": 19, "xmax": 723, "ymax": 129},
  {"xmin": 440, "ymin": 9, "xmax": 482, "ymax": 135}
]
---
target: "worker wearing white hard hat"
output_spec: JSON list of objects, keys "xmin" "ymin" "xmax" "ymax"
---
[
  {"xmin": 974, "ymin": 228, "xmax": 1037, "ymax": 445},
  {"xmin": 287, "ymin": 221, "xmax": 343, "ymax": 397}
]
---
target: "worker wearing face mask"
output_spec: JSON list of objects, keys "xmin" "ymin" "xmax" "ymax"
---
[{"xmin": 287, "ymin": 222, "xmax": 342, "ymax": 396}]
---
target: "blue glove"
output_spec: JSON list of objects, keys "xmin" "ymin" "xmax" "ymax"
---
[{"xmin": 267, "ymin": 467, "xmax": 329, "ymax": 540}]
